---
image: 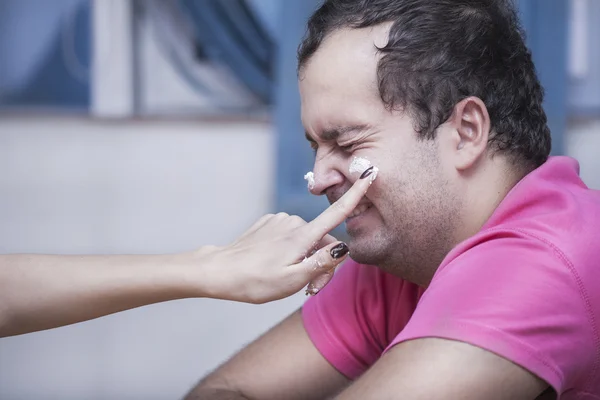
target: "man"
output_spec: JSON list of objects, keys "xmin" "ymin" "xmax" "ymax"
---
[{"xmin": 186, "ymin": 0, "xmax": 600, "ymax": 398}]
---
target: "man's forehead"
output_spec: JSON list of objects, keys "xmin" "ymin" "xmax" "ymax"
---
[
  {"xmin": 301, "ymin": 25, "xmax": 389, "ymax": 84},
  {"xmin": 299, "ymin": 24, "xmax": 393, "ymax": 138},
  {"xmin": 317, "ymin": 24, "xmax": 389, "ymax": 60}
]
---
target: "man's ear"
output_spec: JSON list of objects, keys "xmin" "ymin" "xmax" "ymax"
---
[{"xmin": 449, "ymin": 97, "xmax": 491, "ymax": 170}]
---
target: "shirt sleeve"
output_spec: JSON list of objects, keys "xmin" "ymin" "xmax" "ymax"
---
[
  {"xmin": 385, "ymin": 230, "xmax": 596, "ymax": 394},
  {"xmin": 301, "ymin": 260, "xmax": 389, "ymax": 380}
]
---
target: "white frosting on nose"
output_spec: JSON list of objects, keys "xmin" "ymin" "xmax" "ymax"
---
[{"xmin": 304, "ymin": 171, "xmax": 315, "ymax": 190}]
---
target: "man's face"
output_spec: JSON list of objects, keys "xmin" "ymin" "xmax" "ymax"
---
[{"xmin": 299, "ymin": 26, "xmax": 459, "ymax": 281}]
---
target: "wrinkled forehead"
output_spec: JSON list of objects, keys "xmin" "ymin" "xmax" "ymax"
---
[{"xmin": 299, "ymin": 25, "xmax": 392, "ymax": 131}]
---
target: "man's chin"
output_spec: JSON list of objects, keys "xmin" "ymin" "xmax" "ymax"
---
[{"xmin": 346, "ymin": 235, "xmax": 383, "ymax": 266}]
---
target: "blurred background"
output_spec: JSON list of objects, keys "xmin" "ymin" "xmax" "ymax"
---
[{"xmin": 0, "ymin": 0, "xmax": 599, "ymax": 398}]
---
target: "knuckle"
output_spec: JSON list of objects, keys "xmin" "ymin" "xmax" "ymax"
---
[
  {"xmin": 259, "ymin": 214, "xmax": 275, "ymax": 224},
  {"xmin": 290, "ymin": 215, "xmax": 307, "ymax": 226},
  {"xmin": 314, "ymin": 249, "xmax": 332, "ymax": 270}
]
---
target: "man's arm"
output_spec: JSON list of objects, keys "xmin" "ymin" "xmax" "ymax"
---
[
  {"xmin": 185, "ymin": 309, "xmax": 350, "ymax": 400},
  {"xmin": 335, "ymin": 338, "xmax": 550, "ymax": 400}
]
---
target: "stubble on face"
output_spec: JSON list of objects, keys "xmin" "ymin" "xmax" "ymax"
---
[{"xmin": 347, "ymin": 139, "xmax": 460, "ymax": 286}]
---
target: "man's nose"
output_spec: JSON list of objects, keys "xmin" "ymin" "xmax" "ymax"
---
[{"xmin": 310, "ymin": 158, "xmax": 346, "ymax": 196}]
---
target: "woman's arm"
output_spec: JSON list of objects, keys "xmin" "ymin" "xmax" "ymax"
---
[
  {"xmin": 0, "ymin": 167, "xmax": 376, "ymax": 337},
  {"xmin": 0, "ymin": 251, "xmax": 202, "ymax": 337}
]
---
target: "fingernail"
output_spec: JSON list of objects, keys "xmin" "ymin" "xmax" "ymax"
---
[
  {"xmin": 330, "ymin": 242, "xmax": 350, "ymax": 259},
  {"xmin": 360, "ymin": 166, "xmax": 375, "ymax": 179}
]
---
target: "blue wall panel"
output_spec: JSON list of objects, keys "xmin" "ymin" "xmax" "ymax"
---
[{"xmin": 518, "ymin": 0, "xmax": 568, "ymax": 155}]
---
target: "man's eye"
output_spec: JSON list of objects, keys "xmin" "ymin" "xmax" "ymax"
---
[{"xmin": 339, "ymin": 143, "xmax": 356, "ymax": 153}]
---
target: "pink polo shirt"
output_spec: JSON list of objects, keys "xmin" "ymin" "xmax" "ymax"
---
[{"xmin": 302, "ymin": 156, "xmax": 600, "ymax": 399}]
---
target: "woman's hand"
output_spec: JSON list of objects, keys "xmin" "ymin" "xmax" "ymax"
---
[{"xmin": 192, "ymin": 167, "xmax": 377, "ymax": 304}]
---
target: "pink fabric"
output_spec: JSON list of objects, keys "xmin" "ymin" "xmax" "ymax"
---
[{"xmin": 302, "ymin": 156, "xmax": 600, "ymax": 398}]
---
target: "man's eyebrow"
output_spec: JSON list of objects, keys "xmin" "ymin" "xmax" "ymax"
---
[{"xmin": 305, "ymin": 124, "xmax": 369, "ymax": 142}]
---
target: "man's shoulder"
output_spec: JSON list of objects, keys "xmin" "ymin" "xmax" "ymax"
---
[
  {"xmin": 475, "ymin": 156, "xmax": 600, "ymax": 275},
  {"xmin": 419, "ymin": 226, "xmax": 600, "ymax": 396}
]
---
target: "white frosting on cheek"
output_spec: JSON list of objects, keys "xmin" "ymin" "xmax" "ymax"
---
[
  {"xmin": 304, "ymin": 171, "xmax": 315, "ymax": 190},
  {"xmin": 349, "ymin": 156, "xmax": 372, "ymax": 175},
  {"xmin": 369, "ymin": 166, "xmax": 379, "ymax": 183}
]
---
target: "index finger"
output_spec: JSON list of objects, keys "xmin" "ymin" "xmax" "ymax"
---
[{"xmin": 305, "ymin": 166, "xmax": 378, "ymax": 238}]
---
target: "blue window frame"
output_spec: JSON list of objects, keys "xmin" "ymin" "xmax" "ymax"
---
[
  {"xmin": 518, "ymin": 0, "xmax": 568, "ymax": 155},
  {"xmin": 0, "ymin": 0, "xmax": 91, "ymax": 110},
  {"xmin": 566, "ymin": 0, "xmax": 600, "ymax": 118}
]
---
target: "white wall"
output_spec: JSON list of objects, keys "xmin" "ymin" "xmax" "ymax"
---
[{"xmin": 0, "ymin": 116, "xmax": 306, "ymax": 400}]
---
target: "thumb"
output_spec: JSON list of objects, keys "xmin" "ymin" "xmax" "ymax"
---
[{"xmin": 287, "ymin": 241, "xmax": 350, "ymax": 294}]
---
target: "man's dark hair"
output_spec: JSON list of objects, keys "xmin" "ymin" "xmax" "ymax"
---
[{"xmin": 298, "ymin": 0, "xmax": 551, "ymax": 169}]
